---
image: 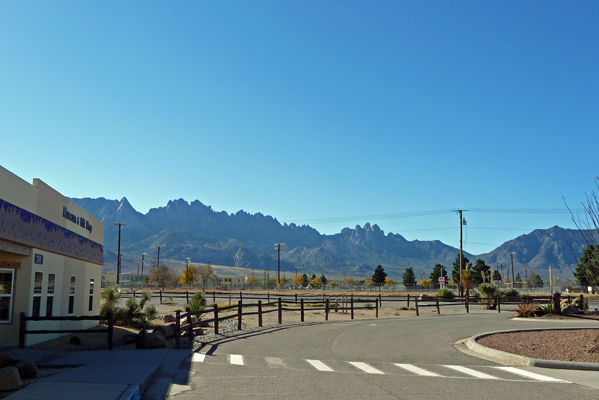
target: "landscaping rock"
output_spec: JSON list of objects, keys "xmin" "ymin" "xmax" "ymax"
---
[
  {"xmin": 181, "ymin": 316, "xmax": 198, "ymax": 326},
  {"xmin": 562, "ymin": 305, "xmax": 580, "ymax": 314},
  {"xmin": 419, "ymin": 294, "xmax": 432, "ymax": 301},
  {"xmin": 14, "ymin": 359, "xmax": 38, "ymax": 379},
  {"xmin": 153, "ymin": 324, "xmax": 177, "ymax": 339},
  {"xmin": 146, "ymin": 332, "xmax": 166, "ymax": 349},
  {"xmin": 0, "ymin": 354, "xmax": 11, "ymax": 369},
  {"xmin": 0, "ymin": 367, "xmax": 21, "ymax": 391},
  {"xmin": 163, "ymin": 314, "xmax": 176, "ymax": 323}
]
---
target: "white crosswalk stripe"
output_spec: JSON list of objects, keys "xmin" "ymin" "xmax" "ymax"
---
[
  {"xmin": 190, "ymin": 354, "xmax": 571, "ymax": 383},
  {"xmin": 495, "ymin": 367, "xmax": 570, "ymax": 383},
  {"xmin": 229, "ymin": 354, "xmax": 244, "ymax": 365},
  {"xmin": 394, "ymin": 364, "xmax": 441, "ymax": 377},
  {"xmin": 265, "ymin": 357, "xmax": 287, "ymax": 368},
  {"xmin": 306, "ymin": 359, "xmax": 334, "ymax": 372},
  {"xmin": 349, "ymin": 362, "xmax": 385, "ymax": 374},
  {"xmin": 444, "ymin": 365, "xmax": 500, "ymax": 380}
]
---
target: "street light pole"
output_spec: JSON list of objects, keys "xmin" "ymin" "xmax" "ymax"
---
[
  {"xmin": 115, "ymin": 223, "xmax": 126, "ymax": 284},
  {"xmin": 141, "ymin": 253, "xmax": 147, "ymax": 281},
  {"xmin": 275, "ymin": 243, "xmax": 285, "ymax": 289}
]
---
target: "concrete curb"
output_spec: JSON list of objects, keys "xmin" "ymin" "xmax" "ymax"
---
[{"xmin": 466, "ymin": 328, "xmax": 599, "ymax": 371}]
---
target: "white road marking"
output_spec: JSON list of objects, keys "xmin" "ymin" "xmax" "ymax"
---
[
  {"xmin": 229, "ymin": 354, "xmax": 244, "ymax": 365},
  {"xmin": 265, "ymin": 357, "xmax": 287, "ymax": 368},
  {"xmin": 394, "ymin": 364, "xmax": 441, "ymax": 377},
  {"xmin": 191, "ymin": 353, "xmax": 206, "ymax": 362},
  {"xmin": 495, "ymin": 367, "xmax": 570, "ymax": 382},
  {"xmin": 306, "ymin": 359, "xmax": 334, "ymax": 372},
  {"xmin": 349, "ymin": 362, "xmax": 385, "ymax": 374},
  {"xmin": 444, "ymin": 365, "xmax": 500, "ymax": 380}
]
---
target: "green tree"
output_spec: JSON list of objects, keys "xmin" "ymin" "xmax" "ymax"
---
[
  {"xmin": 471, "ymin": 259, "xmax": 490, "ymax": 285},
  {"xmin": 429, "ymin": 264, "xmax": 447, "ymax": 288},
  {"xmin": 493, "ymin": 269, "xmax": 502, "ymax": 281},
  {"xmin": 452, "ymin": 255, "xmax": 470, "ymax": 284},
  {"xmin": 575, "ymin": 244, "xmax": 599, "ymax": 288},
  {"xmin": 320, "ymin": 274, "xmax": 328, "ymax": 289},
  {"xmin": 528, "ymin": 272, "xmax": 543, "ymax": 288},
  {"xmin": 402, "ymin": 268, "xmax": 417, "ymax": 289},
  {"xmin": 371, "ymin": 265, "xmax": 387, "ymax": 291}
]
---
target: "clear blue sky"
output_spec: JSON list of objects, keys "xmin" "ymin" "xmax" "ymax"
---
[{"xmin": 2, "ymin": 1, "xmax": 598, "ymax": 256}]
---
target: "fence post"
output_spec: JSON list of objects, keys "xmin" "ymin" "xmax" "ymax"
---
[
  {"xmin": 267, "ymin": 292, "xmax": 270, "ymax": 303},
  {"xmin": 465, "ymin": 296, "xmax": 469, "ymax": 313},
  {"xmin": 301, "ymin": 298, "xmax": 305, "ymax": 322},
  {"xmin": 435, "ymin": 296, "xmax": 440, "ymax": 315},
  {"xmin": 323, "ymin": 293, "xmax": 325, "ymax": 303},
  {"xmin": 278, "ymin": 298, "xmax": 282, "ymax": 324},
  {"xmin": 108, "ymin": 311, "xmax": 114, "ymax": 350},
  {"xmin": 186, "ymin": 291, "xmax": 189, "ymax": 304},
  {"xmin": 351, "ymin": 294, "xmax": 354, "ymax": 320},
  {"xmin": 379, "ymin": 294, "xmax": 382, "ymax": 307},
  {"xmin": 238, "ymin": 300, "xmax": 243, "ymax": 331},
  {"xmin": 214, "ymin": 291, "xmax": 217, "ymax": 303},
  {"xmin": 325, "ymin": 298, "xmax": 329, "ymax": 321},
  {"xmin": 214, "ymin": 305, "xmax": 219, "ymax": 335},
  {"xmin": 258, "ymin": 300, "xmax": 263, "ymax": 327},
  {"xmin": 19, "ymin": 312, "xmax": 26, "ymax": 349},
  {"xmin": 407, "ymin": 294, "xmax": 410, "ymax": 308},
  {"xmin": 497, "ymin": 296, "xmax": 501, "ymax": 313},
  {"xmin": 375, "ymin": 298, "xmax": 379, "ymax": 318},
  {"xmin": 240, "ymin": 291, "xmax": 242, "ymax": 302},
  {"xmin": 186, "ymin": 307, "xmax": 194, "ymax": 341},
  {"xmin": 415, "ymin": 298, "xmax": 419, "ymax": 316},
  {"xmin": 160, "ymin": 290, "xmax": 162, "ymax": 304},
  {"xmin": 295, "ymin": 293, "xmax": 297, "ymax": 304},
  {"xmin": 175, "ymin": 310, "xmax": 181, "ymax": 349}
]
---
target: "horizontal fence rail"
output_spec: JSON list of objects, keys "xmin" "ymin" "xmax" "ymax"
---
[{"xmin": 19, "ymin": 311, "xmax": 114, "ymax": 350}]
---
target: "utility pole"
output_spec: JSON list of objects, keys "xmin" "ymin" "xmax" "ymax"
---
[
  {"xmin": 453, "ymin": 210, "xmax": 467, "ymax": 297},
  {"xmin": 275, "ymin": 243, "xmax": 285, "ymax": 289},
  {"xmin": 510, "ymin": 252, "xmax": 516, "ymax": 288},
  {"xmin": 115, "ymin": 223, "xmax": 126, "ymax": 284},
  {"xmin": 157, "ymin": 245, "xmax": 165, "ymax": 270},
  {"xmin": 185, "ymin": 257, "xmax": 191, "ymax": 286}
]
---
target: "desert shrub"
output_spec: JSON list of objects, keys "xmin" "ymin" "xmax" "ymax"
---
[
  {"xmin": 162, "ymin": 301, "xmax": 177, "ymax": 305},
  {"xmin": 437, "ymin": 288, "xmax": 455, "ymax": 299},
  {"xmin": 515, "ymin": 302, "xmax": 541, "ymax": 318},
  {"xmin": 365, "ymin": 303, "xmax": 373, "ymax": 309},
  {"xmin": 144, "ymin": 304, "xmax": 158, "ymax": 320},
  {"xmin": 188, "ymin": 292, "xmax": 207, "ymax": 313},
  {"xmin": 541, "ymin": 302, "xmax": 554, "ymax": 314},
  {"xmin": 498, "ymin": 289, "xmax": 520, "ymax": 298},
  {"xmin": 478, "ymin": 283, "xmax": 498, "ymax": 297},
  {"xmin": 139, "ymin": 292, "xmax": 152, "ymax": 310},
  {"xmin": 398, "ymin": 306, "xmax": 408, "ymax": 310}
]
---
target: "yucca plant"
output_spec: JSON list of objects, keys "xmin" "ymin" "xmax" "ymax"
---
[{"xmin": 188, "ymin": 291, "xmax": 207, "ymax": 313}]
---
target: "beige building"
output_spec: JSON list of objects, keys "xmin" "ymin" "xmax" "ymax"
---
[{"xmin": 0, "ymin": 166, "xmax": 104, "ymax": 346}]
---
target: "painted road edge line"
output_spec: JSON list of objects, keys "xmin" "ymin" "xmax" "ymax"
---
[
  {"xmin": 349, "ymin": 362, "xmax": 385, "ymax": 374},
  {"xmin": 444, "ymin": 365, "xmax": 500, "ymax": 380},
  {"xmin": 394, "ymin": 364, "xmax": 441, "ymax": 377}
]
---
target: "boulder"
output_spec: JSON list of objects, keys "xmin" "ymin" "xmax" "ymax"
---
[
  {"xmin": 561, "ymin": 305, "xmax": 580, "ymax": 314},
  {"xmin": 14, "ymin": 360, "xmax": 38, "ymax": 379},
  {"xmin": 0, "ymin": 354, "xmax": 11, "ymax": 369},
  {"xmin": 0, "ymin": 367, "xmax": 21, "ymax": 391},
  {"xmin": 163, "ymin": 314, "xmax": 176, "ymax": 323},
  {"xmin": 181, "ymin": 316, "xmax": 198, "ymax": 326},
  {"xmin": 153, "ymin": 324, "xmax": 178, "ymax": 339},
  {"xmin": 419, "ymin": 294, "xmax": 432, "ymax": 301},
  {"xmin": 146, "ymin": 332, "xmax": 166, "ymax": 349}
]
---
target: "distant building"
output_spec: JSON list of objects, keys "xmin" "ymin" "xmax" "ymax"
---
[
  {"xmin": 0, "ymin": 166, "xmax": 104, "ymax": 346},
  {"xmin": 220, "ymin": 276, "xmax": 246, "ymax": 289}
]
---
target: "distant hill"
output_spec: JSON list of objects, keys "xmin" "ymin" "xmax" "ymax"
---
[
  {"xmin": 72, "ymin": 197, "xmax": 474, "ymax": 277},
  {"xmin": 477, "ymin": 226, "xmax": 585, "ymax": 280}
]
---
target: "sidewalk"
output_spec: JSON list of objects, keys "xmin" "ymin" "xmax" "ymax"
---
[{"xmin": 3, "ymin": 348, "xmax": 193, "ymax": 400}]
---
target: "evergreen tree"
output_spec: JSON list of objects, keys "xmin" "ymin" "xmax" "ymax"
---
[
  {"xmin": 452, "ymin": 255, "xmax": 470, "ymax": 284},
  {"xmin": 371, "ymin": 265, "xmax": 387, "ymax": 291},
  {"xmin": 493, "ymin": 269, "xmax": 502, "ymax": 281},
  {"xmin": 320, "ymin": 274, "xmax": 328, "ymax": 288},
  {"xmin": 471, "ymin": 259, "xmax": 490, "ymax": 285},
  {"xmin": 402, "ymin": 267, "xmax": 417, "ymax": 289},
  {"xmin": 429, "ymin": 264, "xmax": 447, "ymax": 288},
  {"xmin": 575, "ymin": 244, "xmax": 599, "ymax": 287}
]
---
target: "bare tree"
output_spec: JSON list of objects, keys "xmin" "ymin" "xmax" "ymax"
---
[
  {"xmin": 564, "ymin": 177, "xmax": 599, "ymax": 294},
  {"xmin": 197, "ymin": 264, "xmax": 214, "ymax": 292},
  {"xmin": 149, "ymin": 264, "xmax": 178, "ymax": 289}
]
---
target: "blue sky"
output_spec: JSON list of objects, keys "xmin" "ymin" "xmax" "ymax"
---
[{"xmin": 1, "ymin": 1, "xmax": 598, "ymax": 256}]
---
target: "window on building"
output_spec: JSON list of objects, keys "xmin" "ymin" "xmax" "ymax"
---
[
  {"xmin": 88, "ymin": 279, "xmax": 94, "ymax": 312},
  {"xmin": 68, "ymin": 276, "xmax": 76, "ymax": 315},
  {"xmin": 32, "ymin": 271, "xmax": 43, "ymax": 317},
  {"xmin": 0, "ymin": 269, "xmax": 14, "ymax": 322},
  {"xmin": 46, "ymin": 273, "xmax": 55, "ymax": 317}
]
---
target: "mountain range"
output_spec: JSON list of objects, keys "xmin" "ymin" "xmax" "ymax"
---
[{"xmin": 72, "ymin": 197, "xmax": 585, "ymax": 280}]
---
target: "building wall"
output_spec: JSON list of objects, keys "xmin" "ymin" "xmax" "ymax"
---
[{"xmin": 0, "ymin": 166, "xmax": 104, "ymax": 347}]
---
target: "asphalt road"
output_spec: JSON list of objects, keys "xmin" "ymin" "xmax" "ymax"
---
[{"xmin": 143, "ymin": 313, "xmax": 599, "ymax": 400}]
